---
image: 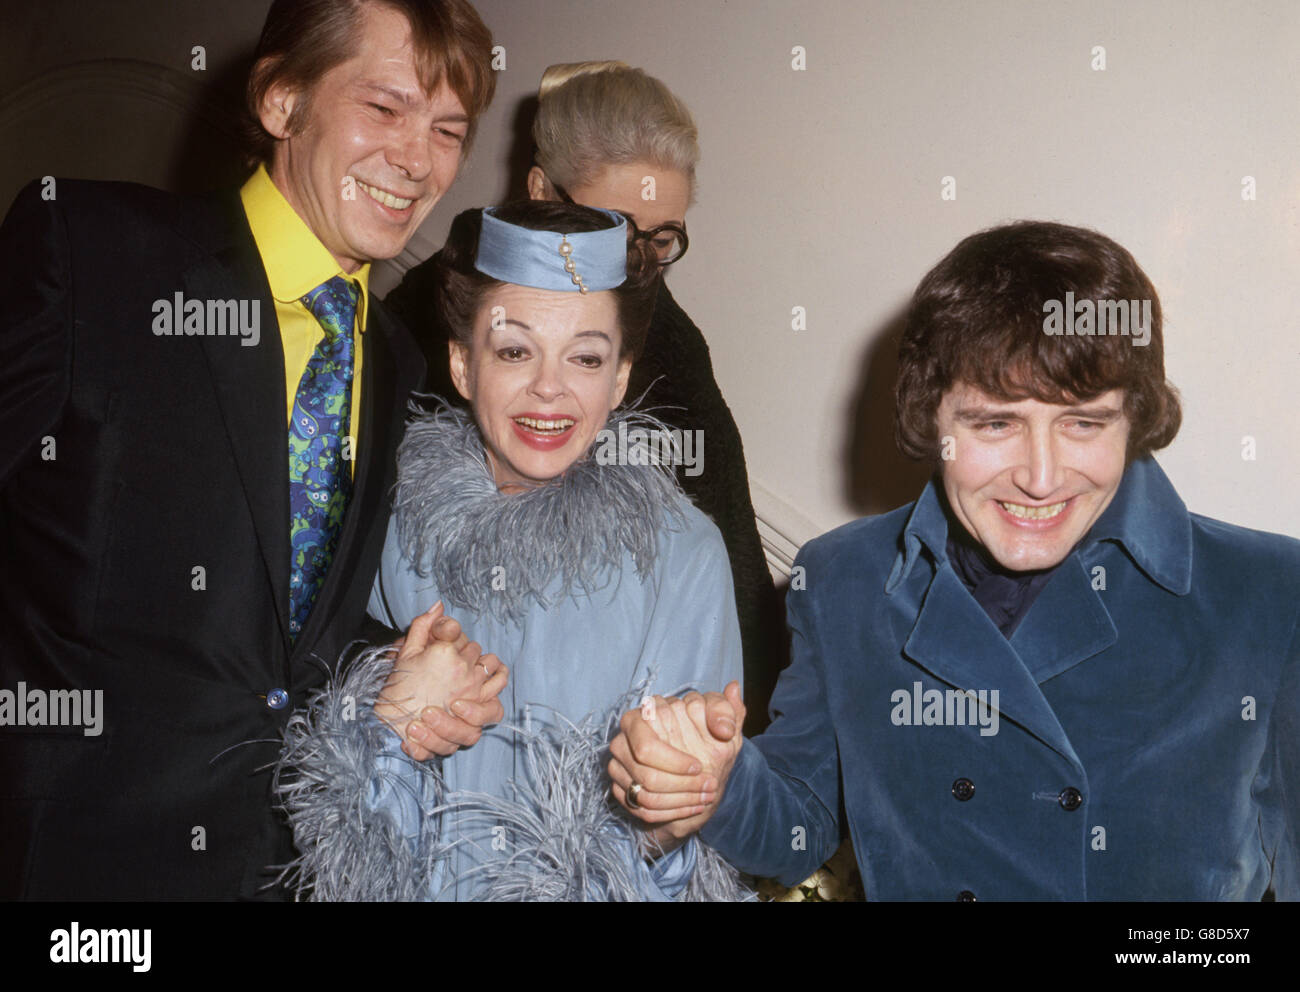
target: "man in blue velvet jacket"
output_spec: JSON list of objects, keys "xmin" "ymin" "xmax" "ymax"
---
[{"xmin": 608, "ymin": 221, "xmax": 1300, "ymax": 900}]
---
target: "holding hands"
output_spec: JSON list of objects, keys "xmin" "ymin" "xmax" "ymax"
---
[
  {"xmin": 607, "ymin": 681, "xmax": 746, "ymax": 850},
  {"xmin": 374, "ymin": 601, "xmax": 509, "ymax": 760}
]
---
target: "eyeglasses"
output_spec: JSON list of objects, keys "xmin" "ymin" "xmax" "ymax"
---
[{"xmin": 551, "ymin": 181, "xmax": 689, "ymax": 266}]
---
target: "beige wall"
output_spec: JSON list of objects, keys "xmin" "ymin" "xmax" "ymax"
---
[
  {"xmin": 6, "ymin": 0, "xmax": 1298, "ymax": 544},
  {"xmin": 442, "ymin": 0, "xmax": 1300, "ymax": 546}
]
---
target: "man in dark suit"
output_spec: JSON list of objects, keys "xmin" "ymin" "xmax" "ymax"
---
[{"xmin": 0, "ymin": 0, "xmax": 498, "ymax": 899}]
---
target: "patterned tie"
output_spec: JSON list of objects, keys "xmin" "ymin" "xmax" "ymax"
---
[{"xmin": 288, "ymin": 276, "xmax": 359, "ymax": 640}]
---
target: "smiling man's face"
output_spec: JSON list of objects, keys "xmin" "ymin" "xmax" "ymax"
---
[
  {"xmin": 935, "ymin": 383, "xmax": 1130, "ymax": 572},
  {"xmin": 261, "ymin": 4, "xmax": 468, "ymax": 272}
]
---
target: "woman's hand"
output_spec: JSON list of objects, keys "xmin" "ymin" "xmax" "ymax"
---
[
  {"xmin": 374, "ymin": 602, "xmax": 509, "ymax": 759},
  {"xmin": 607, "ymin": 682, "xmax": 746, "ymax": 850}
]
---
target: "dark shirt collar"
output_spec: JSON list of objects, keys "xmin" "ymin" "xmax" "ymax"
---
[
  {"xmin": 946, "ymin": 532, "xmax": 1056, "ymax": 637},
  {"xmin": 887, "ymin": 456, "xmax": 1193, "ymax": 596}
]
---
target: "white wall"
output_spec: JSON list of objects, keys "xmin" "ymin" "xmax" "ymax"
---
[
  {"xmin": 7, "ymin": 0, "xmax": 1296, "ymax": 543},
  {"xmin": 438, "ymin": 0, "xmax": 1300, "ymax": 543}
]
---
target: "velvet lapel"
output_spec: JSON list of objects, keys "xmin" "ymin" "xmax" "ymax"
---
[
  {"xmin": 1009, "ymin": 554, "xmax": 1117, "ymax": 684},
  {"xmin": 902, "ymin": 563, "xmax": 1084, "ymax": 768}
]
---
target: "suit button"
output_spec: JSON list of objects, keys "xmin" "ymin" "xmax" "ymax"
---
[
  {"xmin": 951, "ymin": 777, "xmax": 975, "ymax": 801},
  {"xmin": 266, "ymin": 688, "xmax": 289, "ymax": 710},
  {"xmin": 1058, "ymin": 787, "xmax": 1083, "ymax": 811},
  {"xmin": 957, "ymin": 890, "xmax": 977, "ymax": 902}
]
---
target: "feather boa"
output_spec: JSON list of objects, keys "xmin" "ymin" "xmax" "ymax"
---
[
  {"xmin": 391, "ymin": 402, "xmax": 686, "ymax": 623},
  {"xmin": 272, "ymin": 645, "xmax": 450, "ymax": 901},
  {"xmin": 273, "ymin": 648, "xmax": 753, "ymax": 901}
]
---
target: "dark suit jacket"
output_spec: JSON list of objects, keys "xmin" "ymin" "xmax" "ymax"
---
[{"xmin": 0, "ymin": 178, "xmax": 423, "ymax": 899}]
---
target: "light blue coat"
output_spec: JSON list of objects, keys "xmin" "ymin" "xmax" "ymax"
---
[
  {"xmin": 368, "ymin": 495, "xmax": 743, "ymax": 900},
  {"xmin": 275, "ymin": 408, "xmax": 748, "ymax": 901}
]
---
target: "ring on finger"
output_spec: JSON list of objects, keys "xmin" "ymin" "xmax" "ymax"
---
[{"xmin": 627, "ymin": 781, "xmax": 643, "ymax": 810}]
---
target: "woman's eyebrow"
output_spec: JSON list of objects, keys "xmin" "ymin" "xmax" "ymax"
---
[{"xmin": 487, "ymin": 324, "xmax": 611, "ymax": 342}]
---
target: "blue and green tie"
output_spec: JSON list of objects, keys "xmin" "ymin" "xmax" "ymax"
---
[{"xmin": 288, "ymin": 276, "xmax": 358, "ymax": 640}]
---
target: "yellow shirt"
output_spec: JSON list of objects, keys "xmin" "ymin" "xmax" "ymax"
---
[{"xmin": 239, "ymin": 164, "xmax": 368, "ymax": 476}]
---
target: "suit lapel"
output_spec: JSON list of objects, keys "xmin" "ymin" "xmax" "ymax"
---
[
  {"xmin": 182, "ymin": 196, "xmax": 293, "ymax": 653},
  {"xmin": 175, "ymin": 191, "xmax": 421, "ymax": 661},
  {"xmin": 292, "ymin": 300, "xmax": 408, "ymax": 656}
]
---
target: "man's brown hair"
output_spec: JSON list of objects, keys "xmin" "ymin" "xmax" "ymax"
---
[
  {"xmin": 895, "ymin": 220, "xmax": 1182, "ymax": 462},
  {"xmin": 244, "ymin": 0, "xmax": 495, "ymax": 164}
]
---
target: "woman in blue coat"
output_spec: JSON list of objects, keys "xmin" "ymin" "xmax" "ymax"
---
[
  {"xmin": 609, "ymin": 220, "xmax": 1300, "ymax": 900},
  {"xmin": 275, "ymin": 201, "xmax": 746, "ymax": 901},
  {"xmin": 383, "ymin": 61, "xmax": 784, "ymax": 735}
]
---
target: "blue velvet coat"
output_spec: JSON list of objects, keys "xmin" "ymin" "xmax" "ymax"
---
[{"xmin": 701, "ymin": 458, "xmax": 1300, "ymax": 900}]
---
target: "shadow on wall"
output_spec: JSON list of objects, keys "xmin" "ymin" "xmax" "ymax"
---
[
  {"xmin": 0, "ymin": 55, "xmax": 252, "ymax": 210},
  {"xmin": 167, "ymin": 53, "xmax": 255, "ymax": 193},
  {"xmin": 843, "ymin": 303, "xmax": 933, "ymax": 518},
  {"xmin": 497, "ymin": 94, "xmax": 539, "ymax": 204}
]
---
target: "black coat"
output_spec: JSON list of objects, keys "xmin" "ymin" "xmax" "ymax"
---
[
  {"xmin": 385, "ymin": 271, "xmax": 783, "ymax": 730},
  {"xmin": 0, "ymin": 179, "xmax": 423, "ymax": 899}
]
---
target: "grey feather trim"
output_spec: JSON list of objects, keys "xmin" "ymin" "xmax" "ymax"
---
[
  {"xmin": 393, "ymin": 403, "xmax": 687, "ymax": 623},
  {"xmin": 444, "ymin": 688, "xmax": 754, "ymax": 902},
  {"xmin": 276, "ymin": 661, "xmax": 752, "ymax": 901},
  {"xmin": 682, "ymin": 836, "xmax": 754, "ymax": 902},
  {"xmin": 272, "ymin": 646, "xmax": 450, "ymax": 902}
]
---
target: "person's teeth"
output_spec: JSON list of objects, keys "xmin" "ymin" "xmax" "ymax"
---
[
  {"xmin": 999, "ymin": 500, "xmax": 1068, "ymax": 520},
  {"xmin": 358, "ymin": 181, "xmax": 413, "ymax": 209},
  {"xmin": 515, "ymin": 416, "xmax": 575, "ymax": 432}
]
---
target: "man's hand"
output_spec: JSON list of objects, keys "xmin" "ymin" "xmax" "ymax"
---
[
  {"xmin": 607, "ymin": 682, "xmax": 745, "ymax": 849},
  {"xmin": 374, "ymin": 602, "xmax": 508, "ymax": 760}
]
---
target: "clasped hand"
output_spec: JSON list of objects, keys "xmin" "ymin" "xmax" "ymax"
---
[
  {"xmin": 607, "ymin": 681, "xmax": 746, "ymax": 851},
  {"xmin": 374, "ymin": 601, "xmax": 509, "ymax": 761}
]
